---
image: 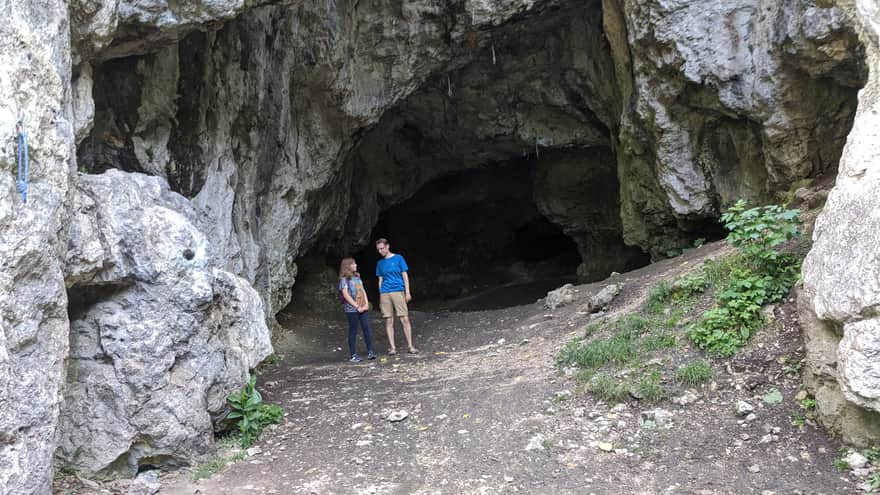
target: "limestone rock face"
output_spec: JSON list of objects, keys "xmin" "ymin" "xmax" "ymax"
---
[
  {"xmin": 77, "ymin": 1, "xmax": 598, "ymax": 315},
  {"xmin": 0, "ymin": 0, "xmax": 871, "ymax": 489},
  {"xmin": 70, "ymin": 0, "xmax": 283, "ymax": 61},
  {"xmin": 57, "ymin": 170, "xmax": 272, "ymax": 475},
  {"xmin": 0, "ymin": 2, "xmax": 74, "ymax": 494},
  {"xmin": 74, "ymin": 0, "xmax": 864, "ymax": 317},
  {"xmin": 607, "ymin": 0, "xmax": 863, "ymax": 255},
  {"xmin": 800, "ymin": 0, "xmax": 880, "ymax": 447}
]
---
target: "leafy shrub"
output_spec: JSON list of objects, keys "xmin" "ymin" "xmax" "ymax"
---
[
  {"xmin": 227, "ymin": 375, "xmax": 284, "ymax": 448},
  {"xmin": 688, "ymin": 201, "xmax": 801, "ymax": 355},
  {"xmin": 721, "ymin": 199, "xmax": 801, "ymax": 280}
]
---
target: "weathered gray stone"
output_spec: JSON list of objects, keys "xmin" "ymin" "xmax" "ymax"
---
[
  {"xmin": 590, "ymin": 284, "xmax": 620, "ymax": 312},
  {"xmin": 70, "ymin": 0, "xmax": 284, "ymax": 61},
  {"xmin": 544, "ymin": 284, "xmax": 575, "ymax": 310},
  {"xmin": 735, "ymin": 401, "xmax": 755, "ymax": 417},
  {"xmin": 0, "ymin": 0, "xmax": 869, "ymax": 489},
  {"xmin": 0, "ymin": 2, "xmax": 74, "ymax": 494},
  {"xmin": 56, "ymin": 170, "xmax": 272, "ymax": 476},
  {"xmin": 608, "ymin": 0, "xmax": 862, "ymax": 255},
  {"xmin": 799, "ymin": 0, "xmax": 880, "ymax": 448},
  {"xmin": 839, "ymin": 319, "xmax": 880, "ymax": 412},
  {"xmin": 800, "ymin": 287, "xmax": 880, "ymax": 446},
  {"xmin": 128, "ymin": 470, "xmax": 161, "ymax": 495}
]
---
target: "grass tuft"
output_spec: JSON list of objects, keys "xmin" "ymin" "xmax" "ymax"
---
[{"xmin": 675, "ymin": 360, "xmax": 712, "ymax": 387}]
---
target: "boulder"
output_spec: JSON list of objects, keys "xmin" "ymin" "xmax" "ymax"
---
[{"xmin": 56, "ymin": 170, "xmax": 272, "ymax": 476}]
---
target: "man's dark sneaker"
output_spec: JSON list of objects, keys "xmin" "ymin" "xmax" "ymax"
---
[
  {"xmin": 350, "ymin": 354, "xmax": 363, "ymax": 363},
  {"xmin": 367, "ymin": 351, "xmax": 377, "ymax": 360}
]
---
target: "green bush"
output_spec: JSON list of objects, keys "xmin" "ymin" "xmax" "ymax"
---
[
  {"xmin": 721, "ymin": 199, "xmax": 801, "ymax": 279},
  {"xmin": 227, "ymin": 375, "xmax": 284, "ymax": 448},
  {"xmin": 688, "ymin": 201, "xmax": 801, "ymax": 355}
]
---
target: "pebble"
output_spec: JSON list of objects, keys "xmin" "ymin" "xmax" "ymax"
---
[
  {"xmin": 758, "ymin": 434, "xmax": 778, "ymax": 444},
  {"xmin": 387, "ymin": 411, "xmax": 408, "ymax": 422},
  {"xmin": 735, "ymin": 401, "xmax": 754, "ymax": 417},
  {"xmin": 846, "ymin": 451, "xmax": 869, "ymax": 470},
  {"xmin": 853, "ymin": 467, "xmax": 872, "ymax": 477},
  {"xmin": 748, "ymin": 464, "xmax": 761, "ymax": 473},
  {"xmin": 78, "ymin": 478, "xmax": 100, "ymax": 490},
  {"xmin": 525, "ymin": 434, "xmax": 546, "ymax": 451},
  {"xmin": 672, "ymin": 391, "xmax": 699, "ymax": 406}
]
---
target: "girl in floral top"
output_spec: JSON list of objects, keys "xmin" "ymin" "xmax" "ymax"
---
[{"xmin": 338, "ymin": 257, "xmax": 376, "ymax": 362}]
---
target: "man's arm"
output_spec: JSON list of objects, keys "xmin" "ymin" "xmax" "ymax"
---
[
  {"xmin": 402, "ymin": 271, "xmax": 411, "ymax": 302},
  {"xmin": 378, "ymin": 276, "xmax": 383, "ymax": 292}
]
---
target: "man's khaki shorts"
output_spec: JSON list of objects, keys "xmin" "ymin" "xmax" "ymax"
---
[{"xmin": 380, "ymin": 291, "xmax": 408, "ymax": 318}]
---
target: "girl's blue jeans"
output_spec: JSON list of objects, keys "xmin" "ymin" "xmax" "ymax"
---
[{"xmin": 346, "ymin": 311, "xmax": 374, "ymax": 356}]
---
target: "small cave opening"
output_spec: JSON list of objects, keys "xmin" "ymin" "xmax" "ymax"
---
[{"xmin": 350, "ymin": 163, "xmax": 584, "ymax": 310}]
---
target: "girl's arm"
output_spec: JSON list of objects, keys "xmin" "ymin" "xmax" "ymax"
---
[{"xmin": 341, "ymin": 283, "xmax": 358, "ymax": 307}]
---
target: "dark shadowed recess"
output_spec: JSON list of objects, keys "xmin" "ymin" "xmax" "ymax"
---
[{"xmin": 353, "ymin": 163, "xmax": 581, "ymax": 308}]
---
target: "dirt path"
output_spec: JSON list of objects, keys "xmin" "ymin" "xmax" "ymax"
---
[{"xmin": 150, "ymin": 244, "xmax": 856, "ymax": 494}]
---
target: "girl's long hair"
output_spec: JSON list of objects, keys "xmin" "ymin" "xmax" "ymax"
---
[{"xmin": 339, "ymin": 257, "xmax": 359, "ymax": 280}]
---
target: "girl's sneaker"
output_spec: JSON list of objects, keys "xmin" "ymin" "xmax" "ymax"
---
[
  {"xmin": 349, "ymin": 354, "xmax": 363, "ymax": 363},
  {"xmin": 367, "ymin": 351, "xmax": 377, "ymax": 360}
]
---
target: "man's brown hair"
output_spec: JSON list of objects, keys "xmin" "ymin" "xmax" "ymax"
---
[{"xmin": 375, "ymin": 238, "xmax": 389, "ymax": 246}]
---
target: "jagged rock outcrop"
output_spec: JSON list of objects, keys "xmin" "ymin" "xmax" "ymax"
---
[
  {"xmin": 70, "ymin": 0, "xmax": 284, "ymax": 62},
  {"xmin": 58, "ymin": 170, "xmax": 272, "ymax": 475},
  {"xmin": 800, "ymin": 0, "xmax": 880, "ymax": 447},
  {"xmin": 0, "ymin": 0, "xmax": 873, "ymax": 490},
  {"xmin": 74, "ymin": 0, "xmax": 864, "ymax": 316},
  {"xmin": 605, "ymin": 0, "xmax": 863, "ymax": 255},
  {"xmin": 0, "ymin": 2, "xmax": 74, "ymax": 494}
]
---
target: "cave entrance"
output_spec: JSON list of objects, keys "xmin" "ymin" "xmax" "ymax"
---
[{"xmin": 352, "ymin": 163, "xmax": 582, "ymax": 310}]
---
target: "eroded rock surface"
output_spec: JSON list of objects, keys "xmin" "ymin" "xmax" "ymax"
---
[
  {"xmin": 0, "ymin": 0, "xmax": 873, "ymax": 491},
  {"xmin": 0, "ymin": 2, "xmax": 74, "ymax": 494},
  {"xmin": 800, "ymin": 0, "xmax": 880, "ymax": 447},
  {"xmin": 57, "ymin": 170, "xmax": 272, "ymax": 475},
  {"xmin": 74, "ymin": 0, "xmax": 864, "ymax": 311}
]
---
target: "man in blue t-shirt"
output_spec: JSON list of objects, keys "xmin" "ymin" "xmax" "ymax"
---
[{"xmin": 375, "ymin": 238, "xmax": 418, "ymax": 355}]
